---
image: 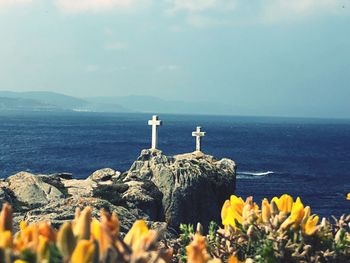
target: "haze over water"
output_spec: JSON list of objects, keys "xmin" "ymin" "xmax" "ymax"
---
[{"xmin": 0, "ymin": 112, "xmax": 349, "ymax": 218}]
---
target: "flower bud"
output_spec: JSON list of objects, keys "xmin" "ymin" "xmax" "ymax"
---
[
  {"xmin": 74, "ymin": 207, "xmax": 91, "ymax": 240},
  {"xmin": 57, "ymin": 222, "xmax": 76, "ymax": 260},
  {"xmin": 0, "ymin": 203, "xmax": 12, "ymax": 233}
]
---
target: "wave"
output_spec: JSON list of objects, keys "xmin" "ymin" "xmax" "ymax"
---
[{"xmin": 237, "ymin": 171, "xmax": 274, "ymax": 176}]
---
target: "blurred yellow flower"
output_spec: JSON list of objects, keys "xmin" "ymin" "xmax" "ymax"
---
[
  {"xmin": 186, "ymin": 233, "xmax": 210, "ymax": 263},
  {"xmin": 124, "ymin": 220, "xmax": 149, "ymax": 251},
  {"xmin": 261, "ymin": 198, "xmax": 271, "ymax": 223},
  {"xmin": 347, "ymin": 193, "xmax": 350, "ymax": 200},
  {"xmin": 57, "ymin": 222, "xmax": 76, "ymax": 261},
  {"xmin": 71, "ymin": 240, "xmax": 95, "ymax": 263},
  {"xmin": 0, "ymin": 230, "xmax": 12, "ymax": 249},
  {"xmin": 73, "ymin": 207, "xmax": 91, "ymax": 240},
  {"xmin": 0, "ymin": 203, "xmax": 12, "ymax": 233}
]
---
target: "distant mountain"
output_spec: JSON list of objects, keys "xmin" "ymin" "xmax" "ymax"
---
[
  {"xmin": 0, "ymin": 91, "xmax": 130, "ymax": 113},
  {"xmin": 0, "ymin": 97, "xmax": 62, "ymax": 111},
  {"xmin": 87, "ymin": 95, "xmax": 243, "ymax": 115},
  {"xmin": 0, "ymin": 91, "xmax": 244, "ymax": 115}
]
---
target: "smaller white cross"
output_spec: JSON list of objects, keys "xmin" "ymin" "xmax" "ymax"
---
[
  {"xmin": 192, "ymin": 126, "xmax": 206, "ymax": 152},
  {"xmin": 148, "ymin": 115, "xmax": 162, "ymax": 149}
]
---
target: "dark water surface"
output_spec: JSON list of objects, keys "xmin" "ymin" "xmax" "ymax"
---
[{"xmin": 0, "ymin": 112, "xmax": 349, "ymax": 218}]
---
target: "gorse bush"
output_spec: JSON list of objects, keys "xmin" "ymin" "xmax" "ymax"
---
[
  {"xmin": 0, "ymin": 193, "xmax": 349, "ymax": 263},
  {"xmin": 0, "ymin": 204, "xmax": 172, "ymax": 263},
  {"xmin": 184, "ymin": 194, "xmax": 350, "ymax": 263}
]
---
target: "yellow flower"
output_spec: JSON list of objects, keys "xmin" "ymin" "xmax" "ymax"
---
[
  {"xmin": 280, "ymin": 197, "xmax": 305, "ymax": 230},
  {"xmin": 0, "ymin": 203, "xmax": 12, "ymax": 233},
  {"xmin": 73, "ymin": 207, "xmax": 91, "ymax": 240},
  {"xmin": 37, "ymin": 236, "xmax": 50, "ymax": 262},
  {"xmin": 290, "ymin": 197, "xmax": 305, "ymax": 228},
  {"xmin": 71, "ymin": 240, "xmax": 95, "ymax": 263},
  {"xmin": 186, "ymin": 233, "xmax": 210, "ymax": 263},
  {"xmin": 124, "ymin": 220, "xmax": 149, "ymax": 251},
  {"xmin": 14, "ymin": 261, "xmax": 29, "ymax": 263},
  {"xmin": 347, "ymin": 193, "xmax": 350, "ymax": 200},
  {"xmin": 14, "ymin": 223, "xmax": 40, "ymax": 252},
  {"xmin": 57, "ymin": 222, "xmax": 76, "ymax": 260},
  {"xmin": 221, "ymin": 195, "xmax": 245, "ymax": 229},
  {"xmin": 272, "ymin": 194, "xmax": 293, "ymax": 214},
  {"xmin": 261, "ymin": 198, "xmax": 271, "ymax": 223},
  {"xmin": 91, "ymin": 218, "xmax": 113, "ymax": 258},
  {"xmin": 228, "ymin": 255, "xmax": 243, "ymax": 263},
  {"xmin": 0, "ymin": 230, "xmax": 12, "ymax": 249},
  {"xmin": 38, "ymin": 222, "xmax": 56, "ymax": 242},
  {"xmin": 303, "ymin": 215, "xmax": 319, "ymax": 236},
  {"xmin": 100, "ymin": 210, "xmax": 120, "ymax": 239},
  {"xmin": 242, "ymin": 197, "xmax": 259, "ymax": 225}
]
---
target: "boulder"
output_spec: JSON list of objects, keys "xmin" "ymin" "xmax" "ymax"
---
[
  {"xmin": 124, "ymin": 149, "xmax": 236, "ymax": 229},
  {"xmin": 6, "ymin": 172, "xmax": 64, "ymax": 209},
  {"xmin": 88, "ymin": 168, "xmax": 121, "ymax": 182}
]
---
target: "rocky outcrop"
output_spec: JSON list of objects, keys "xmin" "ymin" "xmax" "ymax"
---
[
  {"xmin": 0, "ymin": 150, "xmax": 236, "ymax": 233},
  {"xmin": 6, "ymin": 172, "xmax": 64, "ymax": 208},
  {"xmin": 125, "ymin": 150, "xmax": 236, "ymax": 229}
]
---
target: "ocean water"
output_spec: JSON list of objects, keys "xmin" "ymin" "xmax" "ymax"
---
[{"xmin": 0, "ymin": 112, "xmax": 349, "ymax": 218}]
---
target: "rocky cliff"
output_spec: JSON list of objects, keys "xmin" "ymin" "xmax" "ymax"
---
[{"xmin": 0, "ymin": 149, "xmax": 236, "ymax": 233}]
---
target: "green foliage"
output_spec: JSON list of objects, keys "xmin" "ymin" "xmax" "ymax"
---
[{"xmin": 178, "ymin": 224, "xmax": 195, "ymax": 262}]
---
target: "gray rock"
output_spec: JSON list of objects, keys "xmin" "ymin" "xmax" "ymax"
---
[
  {"xmin": 24, "ymin": 197, "xmax": 138, "ymax": 233},
  {"xmin": 3, "ymin": 149, "xmax": 236, "ymax": 234},
  {"xmin": 0, "ymin": 187, "xmax": 12, "ymax": 207},
  {"xmin": 122, "ymin": 180, "xmax": 163, "ymax": 221},
  {"xmin": 6, "ymin": 172, "xmax": 64, "ymax": 209},
  {"xmin": 88, "ymin": 168, "xmax": 121, "ymax": 182},
  {"xmin": 124, "ymin": 149, "xmax": 236, "ymax": 229}
]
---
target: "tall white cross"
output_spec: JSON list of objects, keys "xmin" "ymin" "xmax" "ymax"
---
[
  {"xmin": 148, "ymin": 115, "xmax": 162, "ymax": 150},
  {"xmin": 192, "ymin": 126, "xmax": 206, "ymax": 152}
]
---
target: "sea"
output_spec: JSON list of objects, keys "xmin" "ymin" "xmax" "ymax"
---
[{"xmin": 0, "ymin": 111, "xmax": 349, "ymax": 218}]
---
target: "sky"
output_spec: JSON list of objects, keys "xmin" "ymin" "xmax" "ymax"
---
[{"xmin": 0, "ymin": 0, "xmax": 349, "ymax": 118}]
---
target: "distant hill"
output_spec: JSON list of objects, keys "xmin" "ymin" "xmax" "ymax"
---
[
  {"xmin": 0, "ymin": 97, "xmax": 62, "ymax": 111},
  {"xmin": 0, "ymin": 91, "xmax": 130, "ymax": 113},
  {"xmin": 0, "ymin": 91, "xmax": 245, "ymax": 115},
  {"xmin": 87, "ymin": 95, "xmax": 243, "ymax": 115}
]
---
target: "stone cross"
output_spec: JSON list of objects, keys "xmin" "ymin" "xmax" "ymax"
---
[
  {"xmin": 148, "ymin": 115, "xmax": 162, "ymax": 150},
  {"xmin": 192, "ymin": 126, "xmax": 206, "ymax": 152}
]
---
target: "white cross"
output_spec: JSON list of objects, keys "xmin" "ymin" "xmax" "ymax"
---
[
  {"xmin": 148, "ymin": 115, "xmax": 162, "ymax": 150},
  {"xmin": 192, "ymin": 126, "xmax": 206, "ymax": 152}
]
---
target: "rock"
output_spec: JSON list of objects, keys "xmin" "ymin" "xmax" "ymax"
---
[
  {"xmin": 24, "ymin": 197, "xmax": 138, "ymax": 233},
  {"xmin": 0, "ymin": 187, "xmax": 12, "ymax": 207},
  {"xmin": 49, "ymin": 172, "xmax": 73, "ymax": 179},
  {"xmin": 6, "ymin": 172, "xmax": 64, "ymax": 209},
  {"xmin": 62, "ymin": 178, "xmax": 97, "ymax": 197},
  {"xmin": 125, "ymin": 149, "xmax": 236, "ymax": 229},
  {"xmin": 2, "ymin": 149, "xmax": 236, "ymax": 235},
  {"xmin": 88, "ymin": 168, "xmax": 121, "ymax": 182},
  {"xmin": 121, "ymin": 180, "xmax": 163, "ymax": 221}
]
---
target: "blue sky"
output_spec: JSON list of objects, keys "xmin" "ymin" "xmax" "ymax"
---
[{"xmin": 0, "ymin": 0, "xmax": 349, "ymax": 118}]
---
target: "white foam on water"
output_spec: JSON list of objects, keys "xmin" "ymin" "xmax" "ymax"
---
[{"xmin": 237, "ymin": 171, "xmax": 274, "ymax": 177}]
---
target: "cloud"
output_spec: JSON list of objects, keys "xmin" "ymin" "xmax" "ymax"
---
[
  {"xmin": 166, "ymin": 0, "xmax": 349, "ymax": 27},
  {"xmin": 168, "ymin": 0, "xmax": 236, "ymax": 13},
  {"xmin": 104, "ymin": 41, "xmax": 127, "ymax": 51},
  {"xmin": 262, "ymin": 0, "xmax": 347, "ymax": 22},
  {"xmin": 0, "ymin": 0, "xmax": 32, "ymax": 6},
  {"xmin": 55, "ymin": 0, "xmax": 149, "ymax": 14}
]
